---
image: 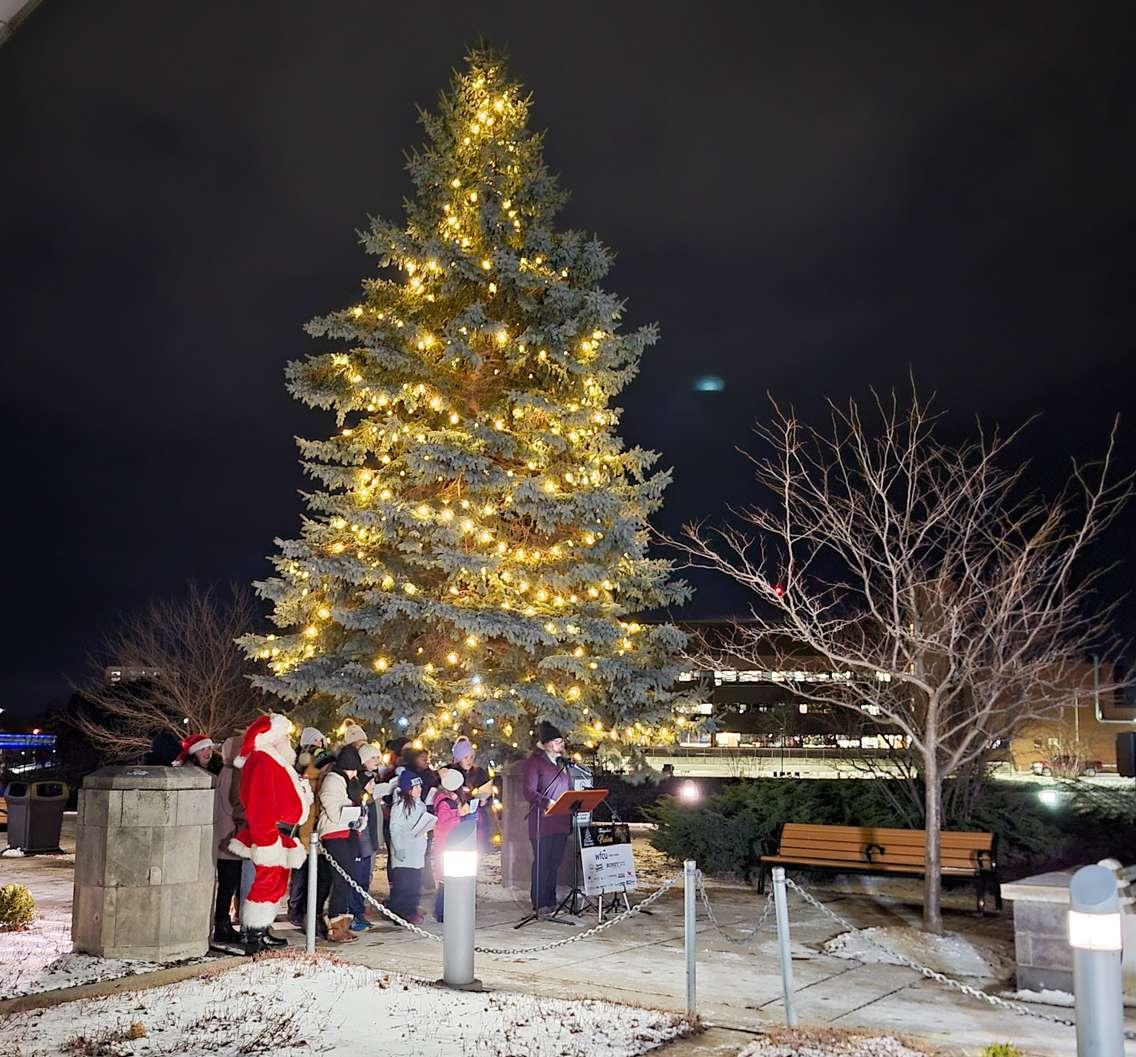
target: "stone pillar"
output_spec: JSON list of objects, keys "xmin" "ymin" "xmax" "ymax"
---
[{"xmin": 73, "ymin": 765, "xmax": 216, "ymax": 961}]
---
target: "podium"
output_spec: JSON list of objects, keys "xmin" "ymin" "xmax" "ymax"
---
[{"xmin": 546, "ymin": 788, "xmax": 608, "ymax": 920}]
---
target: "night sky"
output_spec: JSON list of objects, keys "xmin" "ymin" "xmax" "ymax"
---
[{"xmin": 3, "ymin": 2, "xmax": 1135, "ymax": 721}]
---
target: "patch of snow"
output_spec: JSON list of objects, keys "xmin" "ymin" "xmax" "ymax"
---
[
  {"xmin": 0, "ymin": 899, "xmax": 72, "ymax": 998},
  {"xmin": 1, "ymin": 847, "xmax": 27, "ymax": 857},
  {"xmin": 0, "ymin": 894, "xmax": 164, "ymax": 999},
  {"xmin": 1, "ymin": 954, "xmax": 691, "ymax": 1057},
  {"xmin": 1002, "ymin": 987, "xmax": 1076, "ymax": 1008},
  {"xmin": 740, "ymin": 1029, "xmax": 931, "ymax": 1057},
  {"xmin": 739, "ymin": 1029, "xmax": 930, "ymax": 1057},
  {"xmin": 823, "ymin": 925, "xmax": 1015, "ymax": 979},
  {"xmin": 7, "ymin": 952, "xmax": 164, "ymax": 998}
]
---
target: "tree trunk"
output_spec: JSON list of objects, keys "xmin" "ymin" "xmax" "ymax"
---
[{"xmin": 922, "ymin": 752, "xmax": 943, "ymax": 934}]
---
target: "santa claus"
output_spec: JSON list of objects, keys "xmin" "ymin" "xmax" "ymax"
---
[{"xmin": 228, "ymin": 713, "xmax": 313, "ymax": 953}]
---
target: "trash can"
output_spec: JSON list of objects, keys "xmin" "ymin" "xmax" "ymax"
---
[{"xmin": 4, "ymin": 780, "xmax": 69, "ymax": 852}]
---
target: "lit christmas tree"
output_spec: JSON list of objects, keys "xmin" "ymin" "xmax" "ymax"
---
[{"xmin": 245, "ymin": 47, "xmax": 690, "ymax": 758}]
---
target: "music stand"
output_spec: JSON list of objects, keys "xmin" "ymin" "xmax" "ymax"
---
[{"xmin": 544, "ymin": 788, "xmax": 607, "ymax": 920}]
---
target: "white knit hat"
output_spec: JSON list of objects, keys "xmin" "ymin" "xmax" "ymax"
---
[
  {"xmin": 342, "ymin": 723, "xmax": 367, "ymax": 746},
  {"xmin": 439, "ymin": 767, "xmax": 465, "ymax": 792},
  {"xmin": 299, "ymin": 727, "xmax": 324, "ymax": 747},
  {"xmin": 357, "ymin": 743, "xmax": 382, "ymax": 768}
]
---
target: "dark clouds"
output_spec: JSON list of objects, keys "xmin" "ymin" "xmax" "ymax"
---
[{"xmin": 2, "ymin": 1, "xmax": 1134, "ymax": 717}]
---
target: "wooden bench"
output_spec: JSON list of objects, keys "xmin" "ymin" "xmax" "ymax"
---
[{"xmin": 757, "ymin": 822, "xmax": 1002, "ymax": 913}]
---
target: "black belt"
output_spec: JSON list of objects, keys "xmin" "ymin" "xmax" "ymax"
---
[{"xmin": 276, "ymin": 822, "xmax": 300, "ymax": 838}]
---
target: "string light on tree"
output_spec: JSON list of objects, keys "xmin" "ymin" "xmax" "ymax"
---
[{"xmin": 240, "ymin": 46, "xmax": 691, "ymax": 759}]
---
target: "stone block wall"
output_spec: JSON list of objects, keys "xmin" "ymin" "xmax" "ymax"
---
[{"xmin": 73, "ymin": 765, "xmax": 216, "ymax": 961}]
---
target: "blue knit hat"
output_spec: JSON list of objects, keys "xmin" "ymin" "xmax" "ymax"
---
[{"xmin": 398, "ymin": 770, "xmax": 422, "ymax": 793}]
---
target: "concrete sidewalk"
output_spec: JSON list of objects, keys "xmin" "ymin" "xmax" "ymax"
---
[
  {"xmin": 5, "ymin": 817, "xmax": 1130, "ymax": 1056},
  {"xmin": 322, "ymin": 877, "xmax": 1125, "ymax": 1057}
]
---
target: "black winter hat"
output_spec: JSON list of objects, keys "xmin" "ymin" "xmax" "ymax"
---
[{"xmin": 536, "ymin": 721, "xmax": 563, "ymax": 745}]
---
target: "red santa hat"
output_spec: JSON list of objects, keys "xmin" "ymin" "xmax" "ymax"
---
[
  {"xmin": 172, "ymin": 733, "xmax": 216, "ymax": 766},
  {"xmin": 234, "ymin": 713, "xmax": 293, "ymax": 768}
]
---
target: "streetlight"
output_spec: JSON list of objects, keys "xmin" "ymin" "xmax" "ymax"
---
[
  {"xmin": 440, "ymin": 818, "xmax": 482, "ymax": 991},
  {"xmin": 1068, "ymin": 863, "xmax": 1123, "ymax": 1057}
]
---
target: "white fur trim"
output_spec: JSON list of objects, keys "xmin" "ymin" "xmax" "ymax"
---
[
  {"xmin": 241, "ymin": 899, "xmax": 279, "ymax": 929},
  {"xmin": 254, "ymin": 714, "xmax": 294, "ymax": 754},
  {"xmin": 286, "ymin": 842, "xmax": 308, "ymax": 870},
  {"xmin": 233, "ymin": 755, "xmax": 248, "ymax": 769},
  {"xmin": 227, "ymin": 836, "xmax": 252, "ymax": 860},
  {"xmin": 249, "ymin": 838, "xmax": 290, "ymax": 868}
]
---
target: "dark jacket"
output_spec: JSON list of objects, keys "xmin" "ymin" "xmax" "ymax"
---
[
  {"xmin": 522, "ymin": 749, "xmax": 572, "ymax": 838},
  {"xmin": 400, "ymin": 750, "xmax": 439, "ymax": 804}
]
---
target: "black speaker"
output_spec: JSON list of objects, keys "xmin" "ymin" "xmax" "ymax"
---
[{"xmin": 1117, "ymin": 732, "xmax": 1136, "ymax": 778}]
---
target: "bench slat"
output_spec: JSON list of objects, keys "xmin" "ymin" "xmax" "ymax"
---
[
  {"xmin": 761, "ymin": 855, "xmax": 981, "ymax": 876},
  {"xmin": 766, "ymin": 821, "xmax": 995, "ymax": 878},
  {"xmin": 779, "ymin": 823, "xmax": 991, "ymax": 849}
]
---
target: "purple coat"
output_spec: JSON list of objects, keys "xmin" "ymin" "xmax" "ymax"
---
[{"xmin": 522, "ymin": 750, "xmax": 572, "ymax": 838}]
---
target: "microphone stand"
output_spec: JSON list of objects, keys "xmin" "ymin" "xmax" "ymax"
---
[{"xmin": 515, "ymin": 756, "xmax": 570, "ymax": 929}]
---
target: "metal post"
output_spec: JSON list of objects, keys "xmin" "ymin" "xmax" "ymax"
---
[
  {"xmin": 771, "ymin": 866, "xmax": 798, "ymax": 1027},
  {"xmin": 305, "ymin": 830, "xmax": 318, "ymax": 954},
  {"xmin": 1069, "ymin": 864, "xmax": 1123, "ymax": 1057},
  {"xmin": 684, "ymin": 859, "xmax": 697, "ymax": 1018},
  {"xmin": 441, "ymin": 821, "xmax": 482, "ymax": 990}
]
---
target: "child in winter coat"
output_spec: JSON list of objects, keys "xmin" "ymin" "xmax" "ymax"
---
[
  {"xmin": 387, "ymin": 770, "xmax": 437, "ymax": 923},
  {"xmin": 429, "ymin": 768, "xmax": 472, "ymax": 921}
]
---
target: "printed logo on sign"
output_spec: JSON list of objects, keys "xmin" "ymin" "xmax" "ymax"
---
[{"xmin": 580, "ymin": 843, "xmax": 637, "ymax": 896}]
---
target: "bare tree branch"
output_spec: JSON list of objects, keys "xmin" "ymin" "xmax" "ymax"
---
[
  {"xmin": 665, "ymin": 387, "xmax": 1132, "ymax": 932},
  {"xmin": 65, "ymin": 583, "xmax": 272, "ymax": 762}
]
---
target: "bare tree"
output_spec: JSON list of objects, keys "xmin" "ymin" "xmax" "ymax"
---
[
  {"xmin": 68, "ymin": 583, "xmax": 272, "ymax": 762},
  {"xmin": 673, "ymin": 387, "xmax": 1131, "ymax": 932}
]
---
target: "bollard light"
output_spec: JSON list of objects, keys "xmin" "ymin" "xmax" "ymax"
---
[
  {"xmin": 1068, "ymin": 864, "xmax": 1124, "ymax": 1057},
  {"xmin": 1069, "ymin": 909, "xmax": 1123, "ymax": 951},
  {"xmin": 440, "ymin": 819, "xmax": 482, "ymax": 991},
  {"xmin": 679, "ymin": 780, "xmax": 700, "ymax": 803},
  {"xmin": 1038, "ymin": 788, "xmax": 1060, "ymax": 808},
  {"xmin": 443, "ymin": 847, "xmax": 478, "ymax": 878}
]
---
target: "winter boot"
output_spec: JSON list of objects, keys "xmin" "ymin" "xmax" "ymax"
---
[
  {"xmin": 242, "ymin": 927, "xmax": 269, "ymax": 956},
  {"xmin": 262, "ymin": 929, "xmax": 288, "ymax": 948},
  {"xmin": 326, "ymin": 914, "xmax": 359, "ymax": 944},
  {"xmin": 213, "ymin": 919, "xmax": 242, "ymax": 945}
]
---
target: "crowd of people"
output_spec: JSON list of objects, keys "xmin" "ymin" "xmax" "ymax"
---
[{"xmin": 151, "ymin": 718, "xmax": 500, "ymax": 954}]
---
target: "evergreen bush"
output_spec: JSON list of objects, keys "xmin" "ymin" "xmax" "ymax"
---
[
  {"xmin": 647, "ymin": 779, "xmax": 1075, "ymax": 878},
  {"xmin": 0, "ymin": 883, "xmax": 35, "ymax": 930}
]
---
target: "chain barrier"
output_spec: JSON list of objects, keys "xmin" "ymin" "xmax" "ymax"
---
[
  {"xmin": 782, "ymin": 877, "xmax": 1131, "ymax": 1037},
  {"xmin": 319, "ymin": 843, "xmax": 443, "ymax": 943},
  {"xmin": 317, "ymin": 839, "xmax": 680, "ymax": 956},
  {"xmin": 473, "ymin": 878, "xmax": 678, "ymax": 955},
  {"xmin": 696, "ymin": 871, "xmax": 775, "ymax": 944}
]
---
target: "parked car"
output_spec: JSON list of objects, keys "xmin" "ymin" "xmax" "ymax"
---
[{"xmin": 1032, "ymin": 756, "xmax": 1103, "ymax": 778}]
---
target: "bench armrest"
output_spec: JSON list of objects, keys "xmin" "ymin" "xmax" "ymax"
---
[
  {"xmin": 864, "ymin": 843, "xmax": 886, "ymax": 863},
  {"xmin": 761, "ymin": 835, "xmax": 780, "ymax": 857},
  {"xmin": 976, "ymin": 849, "xmax": 994, "ymax": 871}
]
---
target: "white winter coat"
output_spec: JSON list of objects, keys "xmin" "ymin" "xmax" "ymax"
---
[
  {"xmin": 317, "ymin": 771, "xmax": 356, "ymax": 840},
  {"xmin": 388, "ymin": 798, "xmax": 437, "ymax": 869}
]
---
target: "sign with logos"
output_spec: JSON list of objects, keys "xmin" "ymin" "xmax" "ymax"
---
[{"xmin": 580, "ymin": 822, "xmax": 636, "ymax": 895}]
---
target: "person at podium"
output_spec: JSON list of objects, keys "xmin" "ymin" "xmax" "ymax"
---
[{"xmin": 522, "ymin": 721, "xmax": 572, "ymax": 919}]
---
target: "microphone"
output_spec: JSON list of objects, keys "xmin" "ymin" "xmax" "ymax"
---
[{"xmin": 555, "ymin": 756, "xmax": 569, "ymax": 768}]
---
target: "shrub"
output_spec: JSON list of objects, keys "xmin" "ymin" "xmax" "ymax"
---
[
  {"xmin": 981, "ymin": 1044, "xmax": 1023, "ymax": 1057},
  {"xmin": 0, "ymin": 883, "xmax": 35, "ymax": 930},
  {"xmin": 647, "ymin": 778, "xmax": 1072, "ymax": 878}
]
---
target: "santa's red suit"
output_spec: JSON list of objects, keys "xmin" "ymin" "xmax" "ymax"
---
[{"xmin": 228, "ymin": 714, "xmax": 312, "ymax": 930}]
